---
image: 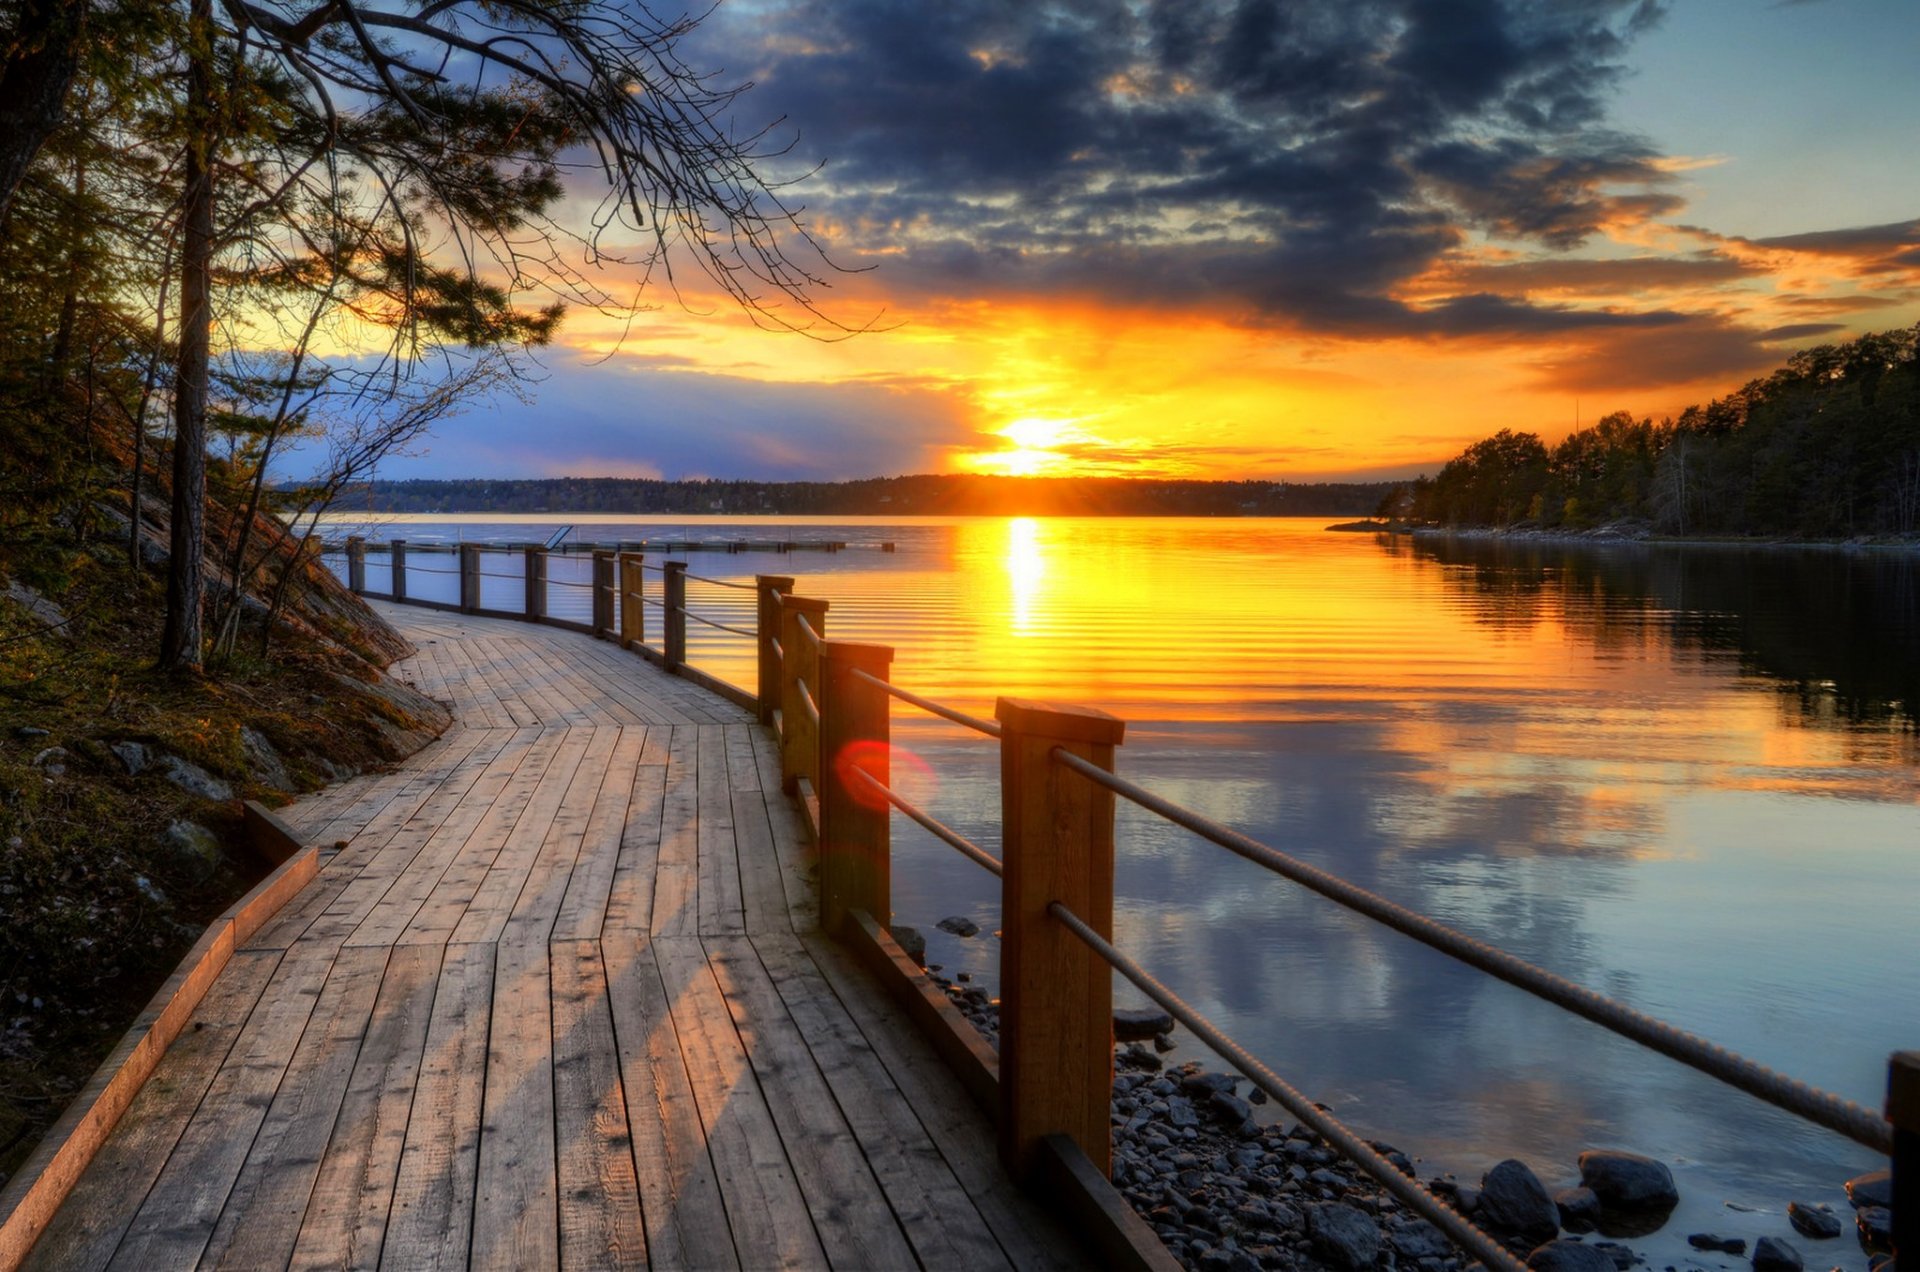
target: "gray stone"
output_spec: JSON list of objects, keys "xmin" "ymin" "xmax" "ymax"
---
[
  {"xmin": 165, "ymin": 821, "xmax": 225, "ymax": 881},
  {"xmin": 1577, "ymin": 1150, "xmax": 1678, "ymax": 1212},
  {"xmin": 15, "ymin": 726, "xmax": 50, "ymax": 739},
  {"xmin": 1479, "ymin": 1159, "xmax": 1561, "ymax": 1244},
  {"xmin": 1114, "ymin": 1007, "xmax": 1174, "ymax": 1040},
  {"xmin": 240, "ymin": 727, "xmax": 291, "ymax": 790},
  {"xmin": 31, "ymin": 747, "xmax": 67, "ymax": 775},
  {"xmin": 1166, "ymin": 1096, "xmax": 1200, "ymax": 1129},
  {"xmin": 1389, "ymin": 1219, "xmax": 1453, "ymax": 1260},
  {"xmin": 163, "ymin": 756, "xmax": 233, "ymax": 802},
  {"xmin": 1688, "ymin": 1234, "xmax": 1746, "ymax": 1254},
  {"xmin": 1119, "ymin": 1043, "xmax": 1162, "ymax": 1071},
  {"xmin": 1309, "ymin": 1203, "xmax": 1381, "ymax": 1271},
  {"xmin": 1210, "ymin": 1092, "xmax": 1253, "ymax": 1126},
  {"xmin": 1751, "ymin": 1236, "xmax": 1803, "ymax": 1272},
  {"xmin": 1589, "ymin": 1241, "xmax": 1639, "ymax": 1269},
  {"xmin": 1527, "ymin": 1240, "xmax": 1619, "ymax": 1272},
  {"xmin": 1183, "ymin": 1071, "xmax": 1239, "ymax": 1097},
  {"xmin": 1856, "ymin": 1206, "xmax": 1892, "ymax": 1251},
  {"xmin": 934, "ymin": 915, "xmax": 979, "ymax": 938},
  {"xmin": 5, "ymin": 580, "xmax": 70, "ymax": 637},
  {"xmin": 1786, "ymin": 1202, "xmax": 1841, "ymax": 1240},
  {"xmin": 887, "ymin": 925, "xmax": 925, "ymax": 965},
  {"xmin": 111, "ymin": 741, "xmax": 150, "ymax": 775},
  {"xmin": 1556, "ymin": 1187, "xmax": 1602, "ymax": 1233},
  {"xmin": 1844, "ymin": 1171, "xmax": 1891, "ymax": 1210}
]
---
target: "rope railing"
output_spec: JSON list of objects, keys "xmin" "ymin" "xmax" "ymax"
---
[
  {"xmin": 683, "ymin": 609, "xmax": 755, "ymax": 639},
  {"xmin": 849, "ymin": 767, "xmax": 1003, "ymax": 877},
  {"xmin": 1048, "ymin": 747, "xmax": 1895, "ymax": 1155},
  {"xmin": 684, "ymin": 572, "xmax": 757, "ymax": 590},
  {"xmin": 1046, "ymin": 900, "xmax": 1529, "ymax": 1272},
  {"xmin": 848, "ymin": 668, "xmax": 1002, "ymax": 738}
]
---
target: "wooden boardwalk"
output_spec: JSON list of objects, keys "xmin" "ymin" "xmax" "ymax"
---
[{"xmin": 27, "ymin": 604, "xmax": 1084, "ymax": 1270}]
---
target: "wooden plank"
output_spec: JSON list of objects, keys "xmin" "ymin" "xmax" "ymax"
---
[
  {"xmin": 696, "ymin": 726, "xmax": 745, "ymax": 936},
  {"xmin": 398, "ymin": 728, "xmax": 575, "ymax": 946},
  {"xmin": 497, "ymin": 725, "xmax": 626, "ymax": 941},
  {"xmin": 448, "ymin": 725, "xmax": 601, "ymax": 946},
  {"xmin": 601, "ymin": 760, "xmax": 666, "ymax": 936},
  {"xmin": 600, "ymin": 939, "xmax": 735, "ymax": 1271},
  {"xmin": 106, "ymin": 945, "xmax": 337, "ymax": 1269},
  {"xmin": 198, "ymin": 945, "xmax": 392, "ymax": 1269},
  {"xmin": 732, "ymin": 784, "xmax": 789, "ymax": 937},
  {"xmin": 704, "ymin": 937, "xmax": 916, "ymax": 1270},
  {"xmin": 550, "ymin": 940, "xmax": 647, "ymax": 1270},
  {"xmin": 752, "ymin": 932, "xmax": 1013, "ymax": 1270},
  {"xmin": 21, "ymin": 951, "xmax": 282, "ymax": 1272},
  {"xmin": 649, "ymin": 728, "xmax": 701, "ymax": 939},
  {"xmin": 288, "ymin": 944, "xmax": 441, "ymax": 1272},
  {"xmin": 381, "ymin": 942, "xmax": 496, "ymax": 1271},
  {"xmin": 347, "ymin": 727, "xmax": 549, "ymax": 949},
  {"xmin": 470, "ymin": 936, "xmax": 559, "ymax": 1270},
  {"xmin": 550, "ymin": 727, "xmax": 646, "ymax": 941},
  {"xmin": 651, "ymin": 938, "xmax": 826, "ymax": 1270},
  {"xmin": 799, "ymin": 932, "xmax": 1084, "ymax": 1271},
  {"xmin": 749, "ymin": 723, "xmax": 819, "ymax": 932}
]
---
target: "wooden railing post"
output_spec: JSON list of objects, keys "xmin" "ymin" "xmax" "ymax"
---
[
  {"xmin": 756, "ymin": 574, "xmax": 794, "ymax": 724},
  {"xmin": 619, "ymin": 553, "xmax": 646, "ymax": 647},
  {"xmin": 345, "ymin": 536, "xmax": 366, "ymax": 593},
  {"xmin": 592, "ymin": 550, "xmax": 616, "ymax": 639},
  {"xmin": 818, "ymin": 639, "xmax": 893, "ymax": 935},
  {"xmin": 995, "ymin": 696, "xmax": 1126, "ymax": 1180},
  {"xmin": 778, "ymin": 595, "xmax": 829, "ymax": 795},
  {"xmin": 1892, "ymin": 1050, "xmax": 1918, "ymax": 1266},
  {"xmin": 524, "ymin": 546, "xmax": 548, "ymax": 620},
  {"xmin": 663, "ymin": 561, "xmax": 688, "ymax": 670},
  {"xmin": 390, "ymin": 539, "xmax": 407, "ymax": 602},
  {"xmin": 458, "ymin": 544, "xmax": 480, "ymax": 613}
]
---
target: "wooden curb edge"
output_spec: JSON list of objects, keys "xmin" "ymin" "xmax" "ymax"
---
[{"xmin": 0, "ymin": 801, "xmax": 319, "ymax": 1269}]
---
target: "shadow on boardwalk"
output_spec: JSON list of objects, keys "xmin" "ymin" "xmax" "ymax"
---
[{"xmin": 26, "ymin": 604, "xmax": 1084, "ymax": 1270}]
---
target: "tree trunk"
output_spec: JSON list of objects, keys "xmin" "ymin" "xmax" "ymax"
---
[
  {"xmin": 0, "ymin": 0, "xmax": 85, "ymax": 223},
  {"xmin": 159, "ymin": 0, "xmax": 216, "ymax": 673}
]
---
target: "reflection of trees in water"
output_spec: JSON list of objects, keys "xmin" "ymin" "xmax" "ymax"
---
[{"xmin": 1387, "ymin": 534, "xmax": 1920, "ymax": 733}]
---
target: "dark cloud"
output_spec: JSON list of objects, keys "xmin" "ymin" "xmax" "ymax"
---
[
  {"xmin": 708, "ymin": 0, "xmax": 1679, "ymax": 334},
  {"xmin": 1441, "ymin": 252, "xmax": 1763, "ymax": 294},
  {"xmin": 1758, "ymin": 322, "xmax": 1848, "ymax": 342},
  {"xmin": 1527, "ymin": 314, "xmax": 1790, "ymax": 393},
  {"xmin": 1743, "ymin": 218, "xmax": 1920, "ymax": 274}
]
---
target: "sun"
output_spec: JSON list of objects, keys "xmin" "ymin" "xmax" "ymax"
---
[{"xmin": 960, "ymin": 417, "xmax": 1087, "ymax": 477}]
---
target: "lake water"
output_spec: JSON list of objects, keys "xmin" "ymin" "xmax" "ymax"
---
[{"xmin": 322, "ymin": 513, "xmax": 1917, "ymax": 1263}]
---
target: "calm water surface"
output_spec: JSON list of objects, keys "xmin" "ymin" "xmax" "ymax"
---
[{"xmin": 326, "ymin": 514, "xmax": 1917, "ymax": 1262}]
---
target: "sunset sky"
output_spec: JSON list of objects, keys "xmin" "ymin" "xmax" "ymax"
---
[{"xmin": 377, "ymin": 0, "xmax": 1920, "ymax": 485}]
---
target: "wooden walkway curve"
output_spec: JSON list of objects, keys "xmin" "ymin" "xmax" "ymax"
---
[{"xmin": 27, "ymin": 604, "xmax": 1086, "ymax": 1270}]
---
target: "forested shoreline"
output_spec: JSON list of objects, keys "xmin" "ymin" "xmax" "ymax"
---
[
  {"xmin": 333, "ymin": 473, "xmax": 1400, "ymax": 517},
  {"xmin": 1400, "ymin": 327, "xmax": 1920, "ymax": 539}
]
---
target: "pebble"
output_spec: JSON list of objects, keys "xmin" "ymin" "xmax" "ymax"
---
[
  {"xmin": 1309, "ymin": 1202, "xmax": 1381, "ymax": 1270},
  {"xmin": 1557, "ymin": 1186, "xmax": 1602, "ymax": 1233},
  {"xmin": 1843, "ymin": 1171, "xmax": 1890, "ymax": 1210},
  {"xmin": 1687, "ymin": 1233, "xmax": 1746, "ymax": 1254},
  {"xmin": 1479, "ymin": 1159, "xmax": 1562, "ymax": 1244},
  {"xmin": 1113, "ymin": 1007, "xmax": 1176, "ymax": 1040},
  {"xmin": 1785, "ymin": 1202, "xmax": 1841, "ymax": 1240},
  {"xmin": 1751, "ymin": 1236, "xmax": 1803, "ymax": 1272},
  {"xmin": 1530, "ymin": 1239, "xmax": 1622, "ymax": 1272},
  {"xmin": 15, "ymin": 726, "xmax": 50, "ymax": 739},
  {"xmin": 1855, "ymin": 1206, "xmax": 1891, "ymax": 1251},
  {"xmin": 1579, "ymin": 1150, "xmax": 1680, "ymax": 1212}
]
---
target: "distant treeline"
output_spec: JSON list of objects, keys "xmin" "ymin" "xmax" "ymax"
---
[
  {"xmin": 1401, "ymin": 325, "xmax": 1920, "ymax": 537},
  {"xmin": 335, "ymin": 474, "xmax": 1402, "ymax": 517}
]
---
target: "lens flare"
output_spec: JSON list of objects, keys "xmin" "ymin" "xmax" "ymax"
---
[{"xmin": 835, "ymin": 740, "xmax": 937, "ymax": 812}]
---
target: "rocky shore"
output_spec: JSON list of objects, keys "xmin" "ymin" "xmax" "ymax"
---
[{"xmin": 923, "ymin": 959, "xmax": 1897, "ymax": 1272}]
